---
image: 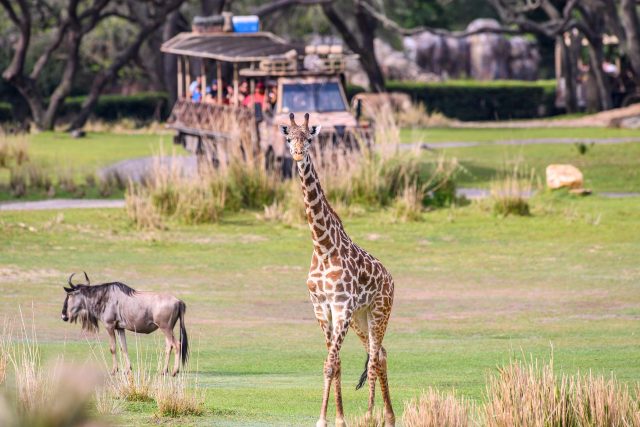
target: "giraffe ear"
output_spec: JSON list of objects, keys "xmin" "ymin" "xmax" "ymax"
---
[
  {"xmin": 279, "ymin": 125, "xmax": 290, "ymax": 136},
  {"xmin": 309, "ymin": 125, "xmax": 321, "ymax": 137}
]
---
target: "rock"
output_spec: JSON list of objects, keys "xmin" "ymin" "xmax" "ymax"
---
[
  {"xmin": 70, "ymin": 129, "xmax": 86, "ymax": 139},
  {"xmin": 546, "ymin": 164, "xmax": 584, "ymax": 190}
]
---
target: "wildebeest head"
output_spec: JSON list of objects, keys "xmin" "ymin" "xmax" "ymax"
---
[{"xmin": 61, "ymin": 272, "xmax": 98, "ymax": 331}]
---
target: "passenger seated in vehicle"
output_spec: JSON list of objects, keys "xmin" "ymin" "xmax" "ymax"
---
[
  {"xmin": 189, "ymin": 76, "xmax": 202, "ymax": 99},
  {"xmin": 205, "ymin": 79, "xmax": 219, "ymax": 103},
  {"xmin": 242, "ymin": 81, "xmax": 266, "ymax": 108},
  {"xmin": 191, "ymin": 84, "xmax": 202, "ymax": 103}
]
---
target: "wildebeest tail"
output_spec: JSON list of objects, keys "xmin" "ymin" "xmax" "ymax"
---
[
  {"xmin": 356, "ymin": 353, "xmax": 369, "ymax": 390},
  {"xmin": 179, "ymin": 301, "xmax": 189, "ymax": 366}
]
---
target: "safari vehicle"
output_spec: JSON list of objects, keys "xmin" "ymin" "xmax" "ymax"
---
[{"xmin": 161, "ymin": 19, "xmax": 370, "ymax": 176}]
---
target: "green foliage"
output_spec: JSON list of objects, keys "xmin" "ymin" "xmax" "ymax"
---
[
  {"xmin": 387, "ymin": 80, "xmax": 557, "ymax": 121},
  {"xmin": 62, "ymin": 92, "xmax": 170, "ymax": 122},
  {"xmin": 0, "ymin": 102, "xmax": 12, "ymax": 122}
]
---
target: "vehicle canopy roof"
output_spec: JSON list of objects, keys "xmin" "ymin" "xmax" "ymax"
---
[{"xmin": 161, "ymin": 32, "xmax": 300, "ymax": 62}]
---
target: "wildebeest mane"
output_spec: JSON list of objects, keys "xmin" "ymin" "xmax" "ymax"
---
[{"xmin": 70, "ymin": 282, "xmax": 137, "ymax": 332}]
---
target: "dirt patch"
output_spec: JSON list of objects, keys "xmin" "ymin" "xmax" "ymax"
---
[{"xmin": 0, "ymin": 266, "xmax": 64, "ymax": 284}]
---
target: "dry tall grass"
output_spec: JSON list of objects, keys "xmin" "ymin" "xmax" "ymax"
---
[
  {"xmin": 490, "ymin": 161, "xmax": 536, "ymax": 217},
  {"xmin": 483, "ymin": 356, "xmax": 640, "ymax": 427},
  {"xmin": 154, "ymin": 372, "xmax": 204, "ymax": 417},
  {"xmin": 0, "ymin": 311, "xmax": 107, "ymax": 426},
  {"xmin": 348, "ymin": 409, "xmax": 386, "ymax": 427},
  {"xmin": 0, "ymin": 136, "xmax": 29, "ymax": 168},
  {"xmin": 403, "ymin": 387, "xmax": 474, "ymax": 427}
]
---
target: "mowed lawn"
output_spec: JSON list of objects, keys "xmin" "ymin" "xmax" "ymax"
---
[
  {"xmin": 1, "ymin": 195, "xmax": 639, "ymax": 425},
  {"xmin": 402, "ymin": 127, "xmax": 640, "ymax": 192}
]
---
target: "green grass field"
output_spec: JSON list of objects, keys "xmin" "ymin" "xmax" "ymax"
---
[{"xmin": 1, "ymin": 193, "xmax": 639, "ymax": 425}]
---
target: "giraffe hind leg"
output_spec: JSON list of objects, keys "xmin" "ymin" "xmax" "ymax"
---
[{"xmin": 351, "ymin": 309, "xmax": 370, "ymax": 390}]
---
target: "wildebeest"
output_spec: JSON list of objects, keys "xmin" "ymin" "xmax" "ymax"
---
[{"xmin": 61, "ymin": 272, "xmax": 188, "ymax": 376}]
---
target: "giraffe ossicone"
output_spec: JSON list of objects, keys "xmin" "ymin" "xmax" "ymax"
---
[{"xmin": 282, "ymin": 113, "xmax": 396, "ymax": 427}]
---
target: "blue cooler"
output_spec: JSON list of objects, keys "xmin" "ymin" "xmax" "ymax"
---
[{"xmin": 232, "ymin": 15, "xmax": 259, "ymax": 33}]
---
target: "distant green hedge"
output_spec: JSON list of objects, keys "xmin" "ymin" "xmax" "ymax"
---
[
  {"xmin": 0, "ymin": 101, "xmax": 12, "ymax": 122},
  {"xmin": 348, "ymin": 80, "xmax": 557, "ymax": 121},
  {"xmin": 62, "ymin": 92, "xmax": 170, "ymax": 122}
]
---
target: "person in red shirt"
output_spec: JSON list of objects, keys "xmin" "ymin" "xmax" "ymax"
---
[{"xmin": 242, "ymin": 81, "xmax": 266, "ymax": 108}]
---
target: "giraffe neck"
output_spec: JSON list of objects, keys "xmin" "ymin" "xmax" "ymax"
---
[{"xmin": 297, "ymin": 154, "xmax": 344, "ymax": 257}]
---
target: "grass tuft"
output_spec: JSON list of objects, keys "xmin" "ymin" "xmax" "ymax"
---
[
  {"xmin": 403, "ymin": 387, "xmax": 473, "ymax": 427},
  {"xmin": 490, "ymin": 161, "xmax": 535, "ymax": 217},
  {"xmin": 347, "ymin": 409, "xmax": 386, "ymax": 427},
  {"xmin": 153, "ymin": 372, "xmax": 204, "ymax": 417}
]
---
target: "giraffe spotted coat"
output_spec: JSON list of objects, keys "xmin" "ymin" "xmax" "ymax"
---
[{"xmin": 280, "ymin": 113, "xmax": 396, "ymax": 427}]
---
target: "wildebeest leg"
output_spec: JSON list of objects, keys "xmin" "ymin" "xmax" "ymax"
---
[
  {"xmin": 116, "ymin": 329, "xmax": 132, "ymax": 372},
  {"xmin": 160, "ymin": 328, "xmax": 174, "ymax": 376},
  {"xmin": 171, "ymin": 334, "xmax": 180, "ymax": 376},
  {"xmin": 106, "ymin": 327, "xmax": 118, "ymax": 374}
]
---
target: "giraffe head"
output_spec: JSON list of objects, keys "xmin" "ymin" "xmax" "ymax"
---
[{"xmin": 279, "ymin": 113, "xmax": 321, "ymax": 162}]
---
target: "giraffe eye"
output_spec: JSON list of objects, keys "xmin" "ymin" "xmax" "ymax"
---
[
  {"xmin": 286, "ymin": 138, "xmax": 291, "ymax": 144},
  {"xmin": 307, "ymin": 138, "xmax": 312, "ymax": 143}
]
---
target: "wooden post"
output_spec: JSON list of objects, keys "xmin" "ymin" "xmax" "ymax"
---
[
  {"xmin": 201, "ymin": 60, "xmax": 207, "ymax": 101},
  {"xmin": 177, "ymin": 56, "xmax": 184, "ymax": 99},
  {"xmin": 216, "ymin": 61, "xmax": 223, "ymax": 104},
  {"xmin": 185, "ymin": 58, "xmax": 191, "ymax": 97},
  {"xmin": 233, "ymin": 63, "xmax": 239, "ymax": 106}
]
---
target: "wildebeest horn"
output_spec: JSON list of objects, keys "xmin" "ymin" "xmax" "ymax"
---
[
  {"xmin": 68, "ymin": 273, "xmax": 77, "ymax": 288},
  {"xmin": 289, "ymin": 112, "xmax": 297, "ymax": 127},
  {"xmin": 304, "ymin": 113, "xmax": 309, "ymax": 130},
  {"xmin": 83, "ymin": 271, "xmax": 90, "ymax": 286},
  {"xmin": 63, "ymin": 286, "xmax": 73, "ymax": 293}
]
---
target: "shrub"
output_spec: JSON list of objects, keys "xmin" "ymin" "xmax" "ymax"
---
[
  {"xmin": 0, "ymin": 102, "xmax": 12, "ymax": 122},
  {"xmin": 387, "ymin": 80, "xmax": 557, "ymax": 121},
  {"xmin": 403, "ymin": 387, "xmax": 473, "ymax": 427},
  {"xmin": 62, "ymin": 92, "xmax": 170, "ymax": 122}
]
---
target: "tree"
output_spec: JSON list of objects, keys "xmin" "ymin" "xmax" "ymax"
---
[
  {"xmin": 0, "ymin": 0, "xmax": 113, "ymax": 130},
  {"xmin": 69, "ymin": 0, "xmax": 185, "ymax": 130},
  {"xmin": 0, "ymin": 0, "xmax": 186, "ymax": 130},
  {"xmin": 488, "ymin": 0, "xmax": 640, "ymax": 111}
]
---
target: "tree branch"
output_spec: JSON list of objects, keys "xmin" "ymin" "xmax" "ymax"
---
[
  {"xmin": 359, "ymin": 0, "xmax": 523, "ymax": 38},
  {"xmin": 254, "ymin": 0, "xmax": 331, "ymax": 18}
]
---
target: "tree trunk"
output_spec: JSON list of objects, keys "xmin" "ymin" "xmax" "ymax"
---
[
  {"xmin": 321, "ymin": 1, "xmax": 386, "ymax": 92},
  {"xmin": 558, "ymin": 37, "xmax": 577, "ymax": 113},
  {"xmin": 620, "ymin": 0, "xmax": 640, "ymax": 82},
  {"xmin": 586, "ymin": 39, "xmax": 612, "ymax": 110},
  {"xmin": 163, "ymin": 11, "xmax": 181, "ymax": 104},
  {"xmin": 41, "ymin": 29, "xmax": 82, "ymax": 130}
]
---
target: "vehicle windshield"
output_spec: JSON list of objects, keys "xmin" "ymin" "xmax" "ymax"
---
[{"xmin": 281, "ymin": 82, "xmax": 347, "ymax": 113}]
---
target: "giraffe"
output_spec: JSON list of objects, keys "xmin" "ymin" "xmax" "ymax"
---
[{"xmin": 279, "ymin": 113, "xmax": 395, "ymax": 427}]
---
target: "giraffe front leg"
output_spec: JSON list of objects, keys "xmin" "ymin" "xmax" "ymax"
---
[
  {"xmin": 326, "ymin": 315, "xmax": 351, "ymax": 427},
  {"xmin": 315, "ymin": 316, "xmax": 332, "ymax": 427}
]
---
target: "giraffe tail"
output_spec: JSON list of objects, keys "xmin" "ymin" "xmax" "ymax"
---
[{"xmin": 356, "ymin": 353, "xmax": 369, "ymax": 390}]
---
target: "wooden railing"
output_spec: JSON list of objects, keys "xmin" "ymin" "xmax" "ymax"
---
[{"xmin": 167, "ymin": 100, "xmax": 255, "ymax": 138}]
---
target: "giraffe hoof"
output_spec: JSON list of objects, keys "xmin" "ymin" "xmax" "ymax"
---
[
  {"xmin": 315, "ymin": 419, "xmax": 327, "ymax": 427},
  {"xmin": 384, "ymin": 414, "xmax": 396, "ymax": 427},
  {"xmin": 335, "ymin": 417, "xmax": 347, "ymax": 427}
]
